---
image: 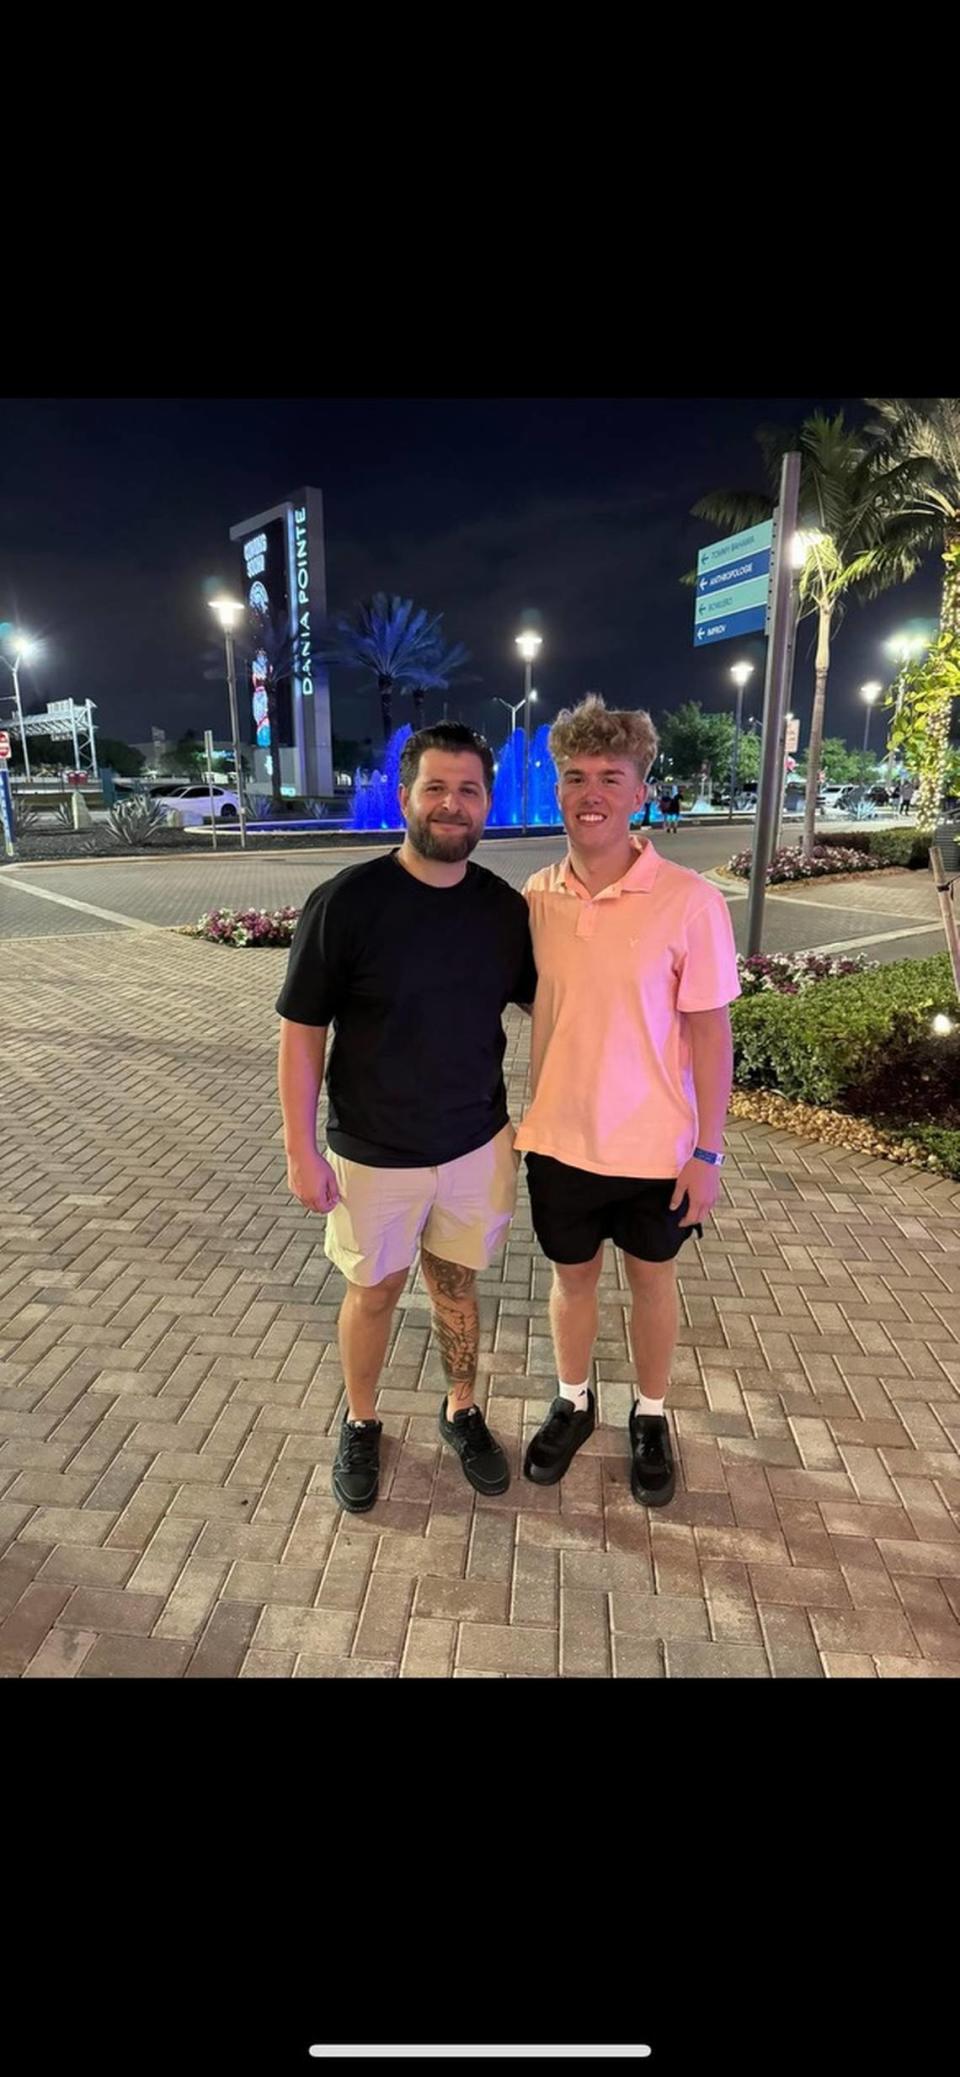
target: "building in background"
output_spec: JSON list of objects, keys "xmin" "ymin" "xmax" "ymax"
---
[{"xmin": 229, "ymin": 488, "xmax": 333, "ymax": 797}]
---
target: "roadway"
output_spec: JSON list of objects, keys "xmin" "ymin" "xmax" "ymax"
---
[{"xmin": 0, "ymin": 822, "xmax": 947, "ymax": 964}]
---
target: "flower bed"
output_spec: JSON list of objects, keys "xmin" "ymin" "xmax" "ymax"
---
[
  {"xmin": 736, "ymin": 951, "xmax": 875, "ymax": 996},
  {"xmin": 727, "ymin": 842, "xmax": 885, "ymax": 884},
  {"xmin": 182, "ymin": 906, "xmax": 300, "ymax": 946}
]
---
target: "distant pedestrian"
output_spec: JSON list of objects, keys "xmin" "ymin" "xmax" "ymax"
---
[
  {"xmin": 899, "ymin": 778, "xmax": 916, "ymax": 816},
  {"xmin": 665, "ymin": 785, "xmax": 682, "ymax": 833}
]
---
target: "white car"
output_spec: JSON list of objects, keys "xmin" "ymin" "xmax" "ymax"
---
[{"xmin": 147, "ymin": 782, "xmax": 242, "ymax": 826}]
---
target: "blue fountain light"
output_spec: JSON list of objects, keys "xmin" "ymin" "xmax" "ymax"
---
[
  {"xmin": 351, "ymin": 720, "xmax": 566, "ymax": 833},
  {"xmin": 350, "ymin": 724, "xmax": 412, "ymax": 830},
  {"xmin": 491, "ymin": 726, "xmax": 560, "ymax": 828}
]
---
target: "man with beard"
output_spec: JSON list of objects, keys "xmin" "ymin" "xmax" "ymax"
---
[{"xmin": 277, "ymin": 724, "xmax": 536, "ymax": 1515}]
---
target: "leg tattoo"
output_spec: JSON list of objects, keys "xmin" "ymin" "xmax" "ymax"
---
[{"xmin": 421, "ymin": 1247, "xmax": 479, "ymax": 1412}]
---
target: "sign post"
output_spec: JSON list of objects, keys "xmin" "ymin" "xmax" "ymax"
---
[
  {"xmin": 693, "ymin": 522, "xmax": 774, "ymax": 648},
  {"xmin": 747, "ymin": 455, "xmax": 802, "ymax": 956},
  {"xmin": 204, "ymin": 729, "xmax": 219, "ymax": 853},
  {"xmin": 0, "ymin": 746, "xmax": 17, "ymax": 861}
]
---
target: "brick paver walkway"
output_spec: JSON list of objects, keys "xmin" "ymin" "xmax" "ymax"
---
[{"xmin": 2, "ymin": 931, "xmax": 959, "ymax": 1678}]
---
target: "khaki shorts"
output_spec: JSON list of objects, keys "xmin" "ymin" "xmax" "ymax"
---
[{"xmin": 323, "ymin": 1124, "xmax": 520, "ymax": 1287}]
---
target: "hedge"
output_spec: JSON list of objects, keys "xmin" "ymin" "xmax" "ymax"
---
[
  {"xmin": 730, "ymin": 953, "xmax": 957, "ymax": 1110},
  {"xmin": 835, "ymin": 827, "xmax": 931, "ymax": 869}
]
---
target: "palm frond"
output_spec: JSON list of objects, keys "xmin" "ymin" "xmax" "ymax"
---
[
  {"xmin": 864, "ymin": 398, "xmax": 960, "ymax": 519},
  {"xmin": 691, "ymin": 490, "xmax": 773, "ymax": 531},
  {"xmin": 313, "ymin": 595, "xmax": 469, "ymax": 696}
]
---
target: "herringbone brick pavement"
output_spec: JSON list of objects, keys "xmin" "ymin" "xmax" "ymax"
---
[{"xmin": 2, "ymin": 930, "xmax": 959, "ymax": 1677}]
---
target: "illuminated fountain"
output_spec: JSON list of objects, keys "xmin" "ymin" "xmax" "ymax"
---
[
  {"xmin": 350, "ymin": 724, "xmax": 412, "ymax": 830},
  {"xmin": 491, "ymin": 725, "xmax": 560, "ymax": 828},
  {"xmin": 351, "ymin": 720, "xmax": 565, "ymax": 832}
]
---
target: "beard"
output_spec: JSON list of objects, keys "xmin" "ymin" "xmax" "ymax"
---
[{"xmin": 405, "ymin": 809, "xmax": 483, "ymax": 862}]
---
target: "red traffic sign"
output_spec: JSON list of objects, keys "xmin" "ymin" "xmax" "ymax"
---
[{"xmin": 0, "ymin": 731, "xmax": 11, "ymax": 760}]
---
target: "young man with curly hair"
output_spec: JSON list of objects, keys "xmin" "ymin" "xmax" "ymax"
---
[
  {"xmin": 277, "ymin": 724, "xmax": 537, "ymax": 1516},
  {"xmin": 516, "ymin": 695, "xmax": 741, "ymax": 1506}
]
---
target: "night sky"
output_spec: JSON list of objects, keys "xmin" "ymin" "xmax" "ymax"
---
[{"xmin": 0, "ymin": 396, "xmax": 941, "ymax": 758}]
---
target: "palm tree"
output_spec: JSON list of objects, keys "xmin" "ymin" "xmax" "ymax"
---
[
  {"xmin": 864, "ymin": 399, "xmax": 960, "ymax": 637},
  {"xmin": 314, "ymin": 593, "xmax": 470, "ymax": 747},
  {"xmin": 690, "ymin": 412, "xmax": 920, "ymax": 863},
  {"xmin": 861, "ymin": 402, "xmax": 960, "ymax": 830}
]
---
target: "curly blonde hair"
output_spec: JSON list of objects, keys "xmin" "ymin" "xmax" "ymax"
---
[{"xmin": 548, "ymin": 694, "xmax": 658, "ymax": 783}]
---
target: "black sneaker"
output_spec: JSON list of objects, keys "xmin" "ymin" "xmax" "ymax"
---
[
  {"xmin": 524, "ymin": 1390, "xmax": 596, "ymax": 1485},
  {"xmin": 629, "ymin": 1406, "xmax": 676, "ymax": 1507},
  {"xmin": 332, "ymin": 1416, "xmax": 382, "ymax": 1513},
  {"xmin": 438, "ymin": 1399, "xmax": 510, "ymax": 1495}
]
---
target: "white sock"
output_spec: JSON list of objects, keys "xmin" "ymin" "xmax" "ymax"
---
[
  {"xmin": 559, "ymin": 1378, "xmax": 590, "ymax": 1413},
  {"xmin": 635, "ymin": 1393, "xmax": 665, "ymax": 1418}
]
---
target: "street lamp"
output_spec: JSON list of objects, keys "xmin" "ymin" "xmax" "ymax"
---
[
  {"xmin": 515, "ymin": 630, "xmax": 543, "ymax": 835},
  {"xmin": 209, "ymin": 597, "xmax": 248, "ymax": 850},
  {"xmin": 885, "ymin": 630, "xmax": 931, "ymax": 734},
  {"xmin": 728, "ymin": 661, "xmax": 753, "ymax": 823},
  {"xmin": 0, "ymin": 634, "xmax": 38, "ymax": 784},
  {"xmin": 885, "ymin": 631, "xmax": 929, "ymax": 670},
  {"xmin": 860, "ymin": 680, "xmax": 882, "ymax": 755},
  {"xmin": 791, "ymin": 529, "xmax": 824, "ymax": 570},
  {"xmin": 496, "ymin": 690, "xmax": 537, "ymax": 734}
]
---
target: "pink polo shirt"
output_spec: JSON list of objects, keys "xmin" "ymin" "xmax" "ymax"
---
[{"xmin": 515, "ymin": 837, "xmax": 741, "ymax": 1179}]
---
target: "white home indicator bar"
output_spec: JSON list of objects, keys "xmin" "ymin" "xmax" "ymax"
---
[{"xmin": 308, "ymin": 2050, "xmax": 652, "ymax": 2061}]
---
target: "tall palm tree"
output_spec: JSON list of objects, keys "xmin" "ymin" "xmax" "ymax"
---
[
  {"xmin": 314, "ymin": 594, "xmax": 469, "ymax": 746},
  {"xmin": 861, "ymin": 402, "xmax": 960, "ymax": 829},
  {"xmin": 864, "ymin": 399, "xmax": 960, "ymax": 637},
  {"xmin": 690, "ymin": 412, "xmax": 919, "ymax": 862}
]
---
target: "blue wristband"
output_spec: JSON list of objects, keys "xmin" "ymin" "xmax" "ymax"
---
[{"xmin": 692, "ymin": 1147, "xmax": 724, "ymax": 1166}]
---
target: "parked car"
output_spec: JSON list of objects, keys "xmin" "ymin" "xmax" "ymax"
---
[{"xmin": 147, "ymin": 781, "xmax": 242, "ymax": 826}]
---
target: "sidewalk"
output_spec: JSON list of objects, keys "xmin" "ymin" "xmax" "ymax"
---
[{"xmin": 2, "ymin": 931, "xmax": 959, "ymax": 1678}]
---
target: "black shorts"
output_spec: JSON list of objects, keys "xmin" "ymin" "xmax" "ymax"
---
[{"xmin": 525, "ymin": 1153, "xmax": 703, "ymax": 1265}]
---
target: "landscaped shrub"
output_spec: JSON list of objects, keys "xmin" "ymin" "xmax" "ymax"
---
[
  {"xmin": 835, "ymin": 827, "xmax": 931, "ymax": 869},
  {"xmin": 107, "ymin": 796, "xmax": 175, "ymax": 845},
  {"xmin": 731, "ymin": 953, "xmax": 957, "ymax": 1108},
  {"xmin": 185, "ymin": 906, "xmax": 300, "ymax": 946},
  {"xmin": 737, "ymin": 951, "xmax": 875, "ymax": 996},
  {"xmin": 727, "ymin": 843, "xmax": 884, "ymax": 884}
]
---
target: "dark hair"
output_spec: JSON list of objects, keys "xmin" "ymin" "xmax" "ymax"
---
[{"xmin": 399, "ymin": 723, "xmax": 494, "ymax": 793}]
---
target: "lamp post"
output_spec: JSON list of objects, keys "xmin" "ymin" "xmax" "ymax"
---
[
  {"xmin": 496, "ymin": 691, "xmax": 536, "ymax": 734},
  {"xmin": 0, "ymin": 635, "xmax": 37, "ymax": 784},
  {"xmin": 728, "ymin": 661, "xmax": 753, "ymax": 824},
  {"xmin": 860, "ymin": 681, "xmax": 882, "ymax": 756},
  {"xmin": 772, "ymin": 713, "xmax": 796, "ymax": 857},
  {"xmin": 209, "ymin": 598, "xmax": 248, "ymax": 850},
  {"xmin": 885, "ymin": 630, "xmax": 931, "ymax": 727},
  {"xmin": 515, "ymin": 630, "xmax": 543, "ymax": 835}
]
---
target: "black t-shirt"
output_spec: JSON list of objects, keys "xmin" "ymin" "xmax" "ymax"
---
[{"xmin": 275, "ymin": 851, "xmax": 537, "ymax": 1167}]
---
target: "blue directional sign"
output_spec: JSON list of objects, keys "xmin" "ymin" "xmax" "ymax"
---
[
  {"xmin": 694, "ymin": 519, "xmax": 774, "ymax": 648},
  {"xmin": 696, "ymin": 548, "xmax": 770, "ymax": 599},
  {"xmin": 694, "ymin": 604, "xmax": 769, "ymax": 646}
]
